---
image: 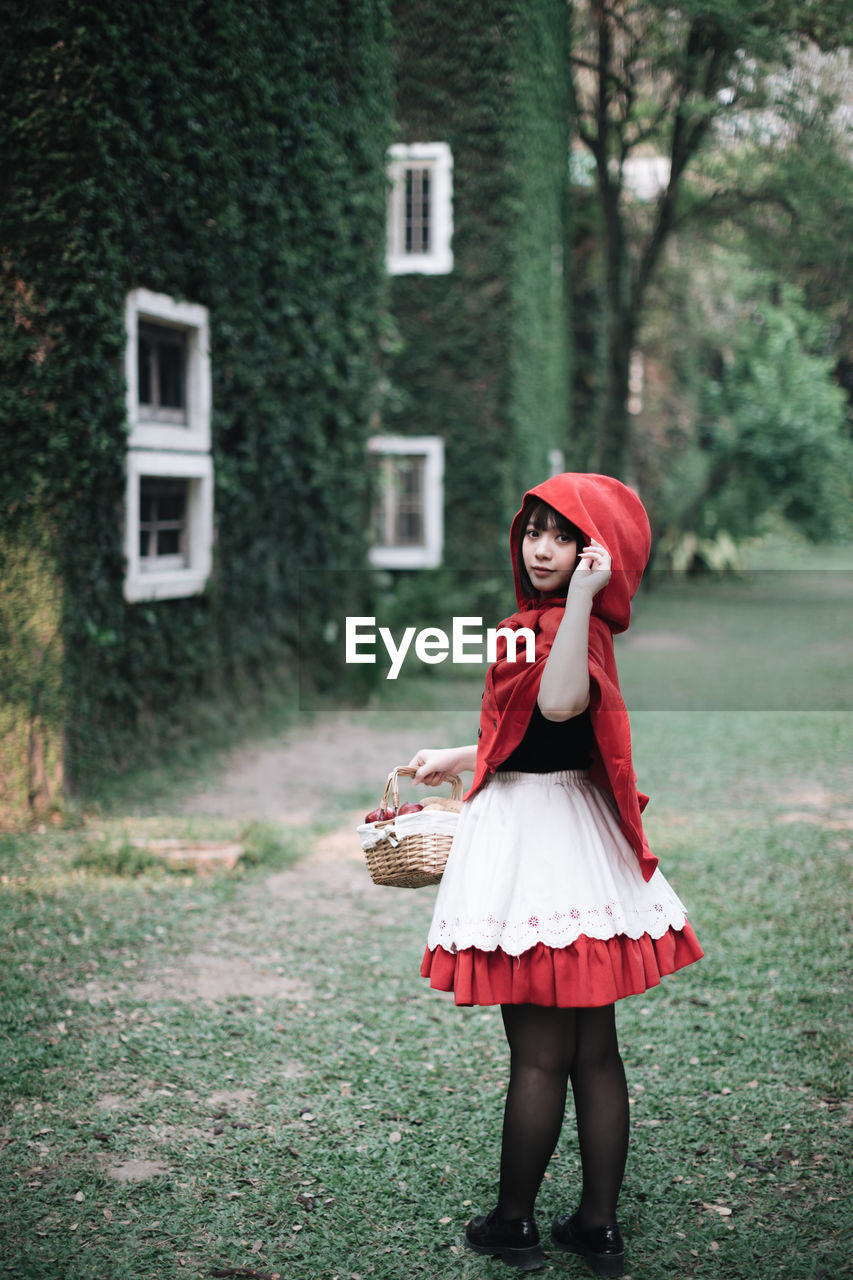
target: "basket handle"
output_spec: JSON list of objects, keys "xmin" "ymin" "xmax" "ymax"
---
[{"xmin": 380, "ymin": 765, "xmax": 462, "ymax": 813}]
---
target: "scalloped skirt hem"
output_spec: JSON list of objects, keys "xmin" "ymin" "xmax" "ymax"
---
[{"xmin": 420, "ymin": 925, "xmax": 704, "ymax": 1007}]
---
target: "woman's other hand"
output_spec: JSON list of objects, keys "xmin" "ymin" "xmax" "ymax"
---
[{"xmin": 408, "ymin": 745, "xmax": 477, "ymax": 785}]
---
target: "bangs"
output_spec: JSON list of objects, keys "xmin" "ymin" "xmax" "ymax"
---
[{"xmin": 524, "ymin": 501, "xmax": 584, "ymax": 544}]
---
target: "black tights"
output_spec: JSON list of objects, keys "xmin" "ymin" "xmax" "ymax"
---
[{"xmin": 496, "ymin": 1004, "xmax": 629, "ymax": 1227}]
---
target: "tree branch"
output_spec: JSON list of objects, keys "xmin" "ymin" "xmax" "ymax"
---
[
  {"xmin": 672, "ymin": 186, "xmax": 799, "ymax": 233},
  {"xmin": 570, "ymin": 53, "xmax": 631, "ymax": 99},
  {"xmin": 630, "ymin": 19, "xmax": 737, "ymax": 310},
  {"xmin": 622, "ymin": 95, "xmax": 680, "ymax": 154}
]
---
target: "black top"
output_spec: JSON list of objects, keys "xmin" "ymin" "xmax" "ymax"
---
[{"xmin": 496, "ymin": 704, "xmax": 594, "ymax": 773}]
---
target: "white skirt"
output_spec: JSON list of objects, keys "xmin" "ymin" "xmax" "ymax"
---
[{"xmin": 427, "ymin": 770, "xmax": 691, "ymax": 956}]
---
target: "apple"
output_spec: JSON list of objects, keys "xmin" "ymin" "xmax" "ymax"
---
[
  {"xmin": 364, "ymin": 806, "xmax": 395, "ymax": 824},
  {"xmin": 397, "ymin": 802, "xmax": 424, "ymax": 815}
]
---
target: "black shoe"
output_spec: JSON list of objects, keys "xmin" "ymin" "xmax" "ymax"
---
[
  {"xmin": 551, "ymin": 1213, "xmax": 624, "ymax": 1277},
  {"xmin": 465, "ymin": 1207, "xmax": 545, "ymax": 1271}
]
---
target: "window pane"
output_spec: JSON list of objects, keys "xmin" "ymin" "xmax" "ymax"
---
[
  {"xmin": 394, "ymin": 456, "xmax": 425, "ymax": 545},
  {"xmin": 371, "ymin": 454, "xmax": 425, "ymax": 548},
  {"xmin": 158, "ymin": 491, "xmax": 186, "ymax": 522},
  {"xmin": 404, "ymin": 168, "xmax": 431, "ymax": 255},
  {"xmin": 138, "ymin": 335, "xmax": 153, "ymax": 406},
  {"xmin": 138, "ymin": 322, "xmax": 187, "ymax": 418},
  {"xmin": 139, "ymin": 477, "xmax": 188, "ymax": 567},
  {"xmin": 157, "ymin": 338, "xmax": 185, "ymax": 409},
  {"xmin": 420, "ymin": 167, "xmax": 432, "ymax": 252},
  {"xmin": 156, "ymin": 527, "xmax": 181, "ymax": 556}
]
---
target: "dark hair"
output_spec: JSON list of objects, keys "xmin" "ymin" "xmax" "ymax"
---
[{"xmin": 516, "ymin": 499, "xmax": 587, "ymax": 599}]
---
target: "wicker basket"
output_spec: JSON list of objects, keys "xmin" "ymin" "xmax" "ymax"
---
[{"xmin": 357, "ymin": 766, "xmax": 462, "ymax": 888}]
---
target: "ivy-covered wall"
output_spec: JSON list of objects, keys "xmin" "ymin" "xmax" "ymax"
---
[
  {"xmin": 0, "ymin": 0, "xmax": 392, "ymax": 810},
  {"xmin": 388, "ymin": 0, "xmax": 572, "ymax": 573}
]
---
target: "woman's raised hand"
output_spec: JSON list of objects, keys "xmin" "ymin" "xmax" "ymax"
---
[{"xmin": 570, "ymin": 538, "xmax": 612, "ymax": 598}]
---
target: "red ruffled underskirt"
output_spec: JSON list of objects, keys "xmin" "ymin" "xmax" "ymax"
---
[{"xmin": 421, "ymin": 925, "xmax": 704, "ymax": 1008}]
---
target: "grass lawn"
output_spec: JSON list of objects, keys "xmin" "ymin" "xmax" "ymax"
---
[{"xmin": 1, "ymin": 570, "xmax": 851, "ymax": 1279}]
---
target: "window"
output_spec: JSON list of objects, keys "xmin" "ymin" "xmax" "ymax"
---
[
  {"xmin": 386, "ymin": 143, "xmax": 453, "ymax": 275},
  {"xmin": 125, "ymin": 288, "xmax": 211, "ymax": 452},
  {"xmin": 368, "ymin": 436, "xmax": 444, "ymax": 569},
  {"xmin": 124, "ymin": 451, "xmax": 213, "ymax": 602},
  {"xmin": 123, "ymin": 289, "xmax": 214, "ymax": 602}
]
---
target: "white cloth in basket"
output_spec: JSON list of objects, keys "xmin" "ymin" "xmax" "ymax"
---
[{"xmin": 357, "ymin": 807, "xmax": 460, "ymax": 852}]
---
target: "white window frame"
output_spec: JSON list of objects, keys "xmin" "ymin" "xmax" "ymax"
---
[
  {"xmin": 123, "ymin": 289, "xmax": 214, "ymax": 602},
  {"xmin": 125, "ymin": 288, "xmax": 211, "ymax": 452},
  {"xmin": 386, "ymin": 142, "xmax": 454, "ymax": 276},
  {"xmin": 124, "ymin": 450, "xmax": 214, "ymax": 602},
  {"xmin": 368, "ymin": 436, "xmax": 444, "ymax": 570}
]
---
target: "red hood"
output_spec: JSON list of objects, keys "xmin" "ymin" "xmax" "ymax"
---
[
  {"xmin": 468, "ymin": 472, "xmax": 658, "ymax": 880},
  {"xmin": 510, "ymin": 472, "xmax": 651, "ymax": 633}
]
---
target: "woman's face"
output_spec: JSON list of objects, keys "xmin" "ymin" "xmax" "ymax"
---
[{"xmin": 522, "ymin": 521, "xmax": 579, "ymax": 596}]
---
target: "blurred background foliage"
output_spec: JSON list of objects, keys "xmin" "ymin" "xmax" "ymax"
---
[{"xmin": 568, "ymin": 2, "xmax": 853, "ymax": 560}]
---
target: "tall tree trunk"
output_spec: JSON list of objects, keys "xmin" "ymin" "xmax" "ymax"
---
[
  {"xmin": 592, "ymin": 173, "xmax": 635, "ymax": 479},
  {"xmin": 594, "ymin": 305, "xmax": 634, "ymax": 478}
]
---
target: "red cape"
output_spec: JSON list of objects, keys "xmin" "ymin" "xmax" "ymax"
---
[{"xmin": 468, "ymin": 472, "xmax": 658, "ymax": 881}]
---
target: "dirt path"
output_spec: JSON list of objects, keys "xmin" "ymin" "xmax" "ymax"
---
[
  {"xmin": 64, "ymin": 711, "xmax": 453, "ymax": 1035},
  {"xmin": 171, "ymin": 702, "xmax": 469, "ymax": 941},
  {"xmin": 177, "ymin": 706, "xmax": 463, "ymax": 826}
]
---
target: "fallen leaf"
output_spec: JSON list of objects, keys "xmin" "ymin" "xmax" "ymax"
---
[
  {"xmin": 438, "ymin": 1216, "xmax": 452, "ymax": 1224},
  {"xmin": 103, "ymin": 1208, "xmax": 113, "ymax": 1222},
  {"xmin": 74, "ymin": 1191, "xmax": 84, "ymax": 1203},
  {"xmin": 701, "ymin": 1202, "xmax": 732, "ymax": 1217},
  {"xmin": 389, "ymin": 1131, "xmax": 402, "ymax": 1144}
]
